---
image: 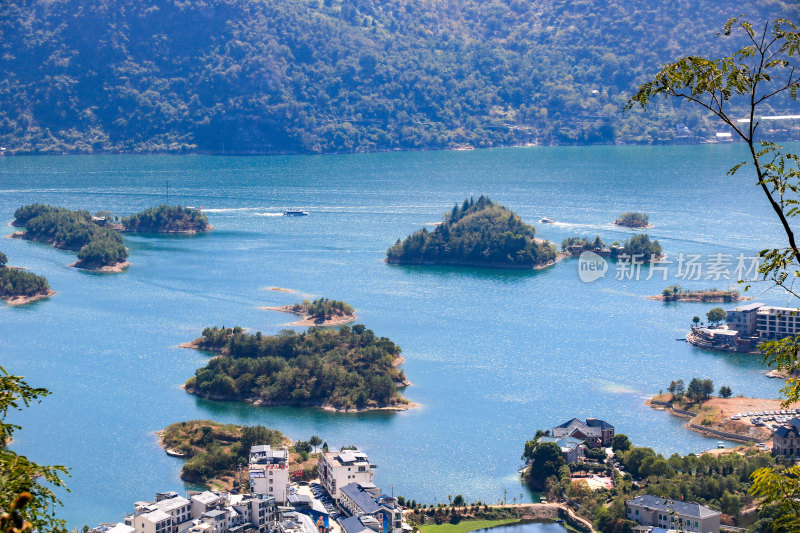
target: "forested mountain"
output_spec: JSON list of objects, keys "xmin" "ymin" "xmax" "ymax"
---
[{"xmin": 1, "ymin": 0, "xmax": 797, "ymax": 155}]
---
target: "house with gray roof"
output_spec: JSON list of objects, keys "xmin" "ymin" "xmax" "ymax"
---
[
  {"xmin": 552, "ymin": 417, "xmax": 615, "ymax": 447},
  {"xmin": 339, "ymin": 482, "xmax": 404, "ymax": 533},
  {"xmin": 537, "ymin": 436, "xmax": 586, "ymax": 463},
  {"xmin": 626, "ymin": 495, "xmax": 720, "ymax": 533},
  {"xmin": 773, "ymin": 417, "xmax": 800, "ymax": 457}
]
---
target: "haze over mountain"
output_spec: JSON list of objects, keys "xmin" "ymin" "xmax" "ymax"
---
[{"xmin": 1, "ymin": 0, "xmax": 797, "ymax": 154}]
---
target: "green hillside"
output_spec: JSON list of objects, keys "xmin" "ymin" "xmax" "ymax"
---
[{"xmin": 1, "ymin": 0, "xmax": 797, "ymax": 154}]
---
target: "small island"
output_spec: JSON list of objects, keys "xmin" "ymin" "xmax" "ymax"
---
[
  {"xmin": 11, "ymin": 204, "xmax": 129, "ymax": 271},
  {"xmin": 613, "ymin": 211, "xmax": 651, "ymax": 228},
  {"xmin": 649, "ymin": 285, "xmax": 746, "ymax": 302},
  {"xmin": 182, "ymin": 325, "xmax": 413, "ymax": 412},
  {"xmin": 158, "ymin": 420, "xmax": 292, "ymax": 490},
  {"xmin": 262, "ymin": 298, "xmax": 357, "ymax": 326},
  {"xmin": 560, "ymin": 233, "xmax": 663, "ymax": 262},
  {"xmin": 0, "ymin": 252, "xmax": 54, "ymax": 305},
  {"xmin": 122, "ymin": 205, "xmax": 212, "ymax": 233},
  {"xmin": 386, "ymin": 196, "xmax": 557, "ymax": 269}
]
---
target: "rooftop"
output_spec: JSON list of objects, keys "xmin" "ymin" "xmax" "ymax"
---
[
  {"xmin": 141, "ymin": 510, "xmax": 171, "ymax": 524},
  {"xmin": 340, "ymin": 482, "xmax": 381, "ymax": 514},
  {"xmin": 339, "ymin": 516, "xmax": 374, "ymax": 533},
  {"xmin": 323, "ymin": 450, "xmax": 369, "ymax": 467},
  {"xmin": 774, "ymin": 418, "xmax": 800, "ymax": 439},
  {"xmin": 628, "ymin": 495, "xmax": 720, "ymax": 519},
  {"xmin": 729, "ymin": 302, "xmax": 765, "ymax": 312}
]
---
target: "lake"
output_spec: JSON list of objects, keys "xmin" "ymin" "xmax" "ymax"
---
[{"xmin": 0, "ymin": 144, "xmax": 792, "ymax": 529}]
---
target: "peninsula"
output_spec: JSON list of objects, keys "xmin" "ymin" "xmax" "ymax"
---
[
  {"xmin": 158, "ymin": 420, "xmax": 289, "ymax": 490},
  {"xmin": 262, "ymin": 298, "xmax": 356, "ymax": 326},
  {"xmin": 386, "ymin": 196, "xmax": 557, "ymax": 269},
  {"xmin": 122, "ymin": 205, "xmax": 212, "ymax": 233},
  {"xmin": 182, "ymin": 325, "xmax": 413, "ymax": 412},
  {"xmin": 649, "ymin": 286, "xmax": 746, "ymax": 302},
  {"xmin": 613, "ymin": 211, "xmax": 651, "ymax": 228},
  {"xmin": 0, "ymin": 252, "xmax": 54, "ymax": 305},
  {"xmin": 11, "ymin": 204, "xmax": 129, "ymax": 271}
]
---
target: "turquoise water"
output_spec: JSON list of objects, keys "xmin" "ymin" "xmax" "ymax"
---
[{"xmin": 0, "ymin": 145, "xmax": 794, "ymax": 529}]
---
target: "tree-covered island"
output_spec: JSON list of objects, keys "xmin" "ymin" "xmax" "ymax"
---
[
  {"xmin": 613, "ymin": 212, "xmax": 651, "ymax": 228},
  {"xmin": 122, "ymin": 205, "xmax": 212, "ymax": 233},
  {"xmin": 182, "ymin": 325, "xmax": 413, "ymax": 412},
  {"xmin": 387, "ymin": 196, "xmax": 557, "ymax": 269},
  {"xmin": 11, "ymin": 204, "xmax": 129, "ymax": 271},
  {"xmin": 262, "ymin": 298, "xmax": 357, "ymax": 326},
  {"xmin": 649, "ymin": 285, "xmax": 746, "ymax": 302},
  {"xmin": 561, "ymin": 234, "xmax": 663, "ymax": 262},
  {"xmin": 0, "ymin": 252, "xmax": 54, "ymax": 305}
]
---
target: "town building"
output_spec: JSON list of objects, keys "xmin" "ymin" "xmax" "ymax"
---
[
  {"xmin": 537, "ymin": 436, "xmax": 586, "ymax": 463},
  {"xmin": 757, "ymin": 306, "xmax": 800, "ymax": 340},
  {"xmin": 338, "ymin": 482, "xmax": 403, "ymax": 533},
  {"xmin": 552, "ymin": 418, "xmax": 615, "ymax": 447},
  {"xmin": 725, "ymin": 302, "xmax": 765, "ymax": 336},
  {"xmin": 318, "ymin": 450, "xmax": 373, "ymax": 500},
  {"xmin": 249, "ymin": 445, "xmax": 291, "ymax": 504},
  {"xmin": 626, "ymin": 495, "xmax": 720, "ymax": 533},
  {"xmin": 772, "ymin": 418, "xmax": 800, "ymax": 457}
]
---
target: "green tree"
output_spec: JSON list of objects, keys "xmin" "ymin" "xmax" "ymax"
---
[
  {"xmin": 719, "ymin": 385, "xmax": 732, "ymax": 398},
  {"xmin": 692, "ymin": 316, "xmax": 701, "ymax": 327},
  {"xmin": 0, "ymin": 252, "xmax": 6, "ymax": 267},
  {"xmin": 706, "ymin": 307, "xmax": 727, "ymax": 326},
  {"xmin": 524, "ymin": 442, "xmax": 566, "ymax": 490},
  {"xmin": 612, "ymin": 433, "xmax": 632, "ymax": 452},
  {"xmin": 0, "ymin": 366, "xmax": 69, "ymax": 532},
  {"xmin": 452, "ymin": 494, "xmax": 465, "ymax": 507},
  {"xmin": 309, "ymin": 435, "xmax": 322, "ymax": 453}
]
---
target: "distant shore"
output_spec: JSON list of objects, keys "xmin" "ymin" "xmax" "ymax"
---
[
  {"xmin": 647, "ymin": 291, "xmax": 747, "ymax": 303},
  {"xmin": 2, "ymin": 289, "xmax": 56, "ymax": 306},
  {"xmin": 261, "ymin": 305, "xmax": 357, "ymax": 326},
  {"xmin": 121, "ymin": 225, "xmax": 214, "ymax": 235}
]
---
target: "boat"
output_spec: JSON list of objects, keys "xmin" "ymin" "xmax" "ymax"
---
[
  {"xmin": 717, "ymin": 441, "xmax": 725, "ymax": 448},
  {"xmin": 283, "ymin": 210, "xmax": 309, "ymax": 216},
  {"xmin": 539, "ymin": 217, "xmax": 555, "ymax": 224}
]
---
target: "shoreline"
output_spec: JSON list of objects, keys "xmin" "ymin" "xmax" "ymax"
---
[
  {"xmin": 68, "ymin": 260, "xmax": 130, "ymax": 273},
  {"xmin": 646, "ymin": 394, "xmax": 786, "ymax": 443},
  {"xmin": 121, "ymin": 225, "xmax": 214, "ymax": 235},
  {"xmin": 613, "ymin": 222, "xmax": 653, "ymax": 229},
  {"xmin": 385, "ymin": 253, "xmax": 565, "ymax": 271},
  {"xmin": 2, "ymin": 289, "xmax": 56, "ymax": 306},
  {"xmin": 260, "ymin": 305, "xmax": 357, "ymax": 326},
  {"xmin": 182, "ymin": 382, "xmax": 418, "ymax": 413}
]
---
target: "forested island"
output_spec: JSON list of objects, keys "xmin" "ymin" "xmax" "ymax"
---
[
  {"xmin": 262, "ymin": 298, "xmax": 356, "ymax": 326},
  {"xmin": 182, "ymin": 325, "xmax": 412, "ymax": 412},
  {"xmin": 1, "ymin": 1, "xmax": 793, "ymax": 155},
  {"xmin": 0, "ymin": 252, "xmax": 54, "ymax": 305},
  {"xmin": 613, "ymin": 212, "xmax": 651, "ymax": 228},
  {"xmin": 11, "ymin": 204, "xmax": 129, "ymax": 271},
  {"xmin": 122, "ymin": 205, "xmax": 212, "ymax": 233},
  {"xmin": 649, "ymin": 286, "xmax": 745, "ymax": 302},
  {"xmin": 387, "ymin": 196, "xmax": 557, "ymax": 269},
  {"xmin": 561, "ymin": 233, "xmax": 662, "ymax": 261},
  {"xmin": 158, "ymin": 420, "xmax": 288, "ymax": 489}
]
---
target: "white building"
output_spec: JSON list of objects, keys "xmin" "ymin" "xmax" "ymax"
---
[
  {"xmin": 249, "ymin": 444, "xmax": 290, "ymax": 504},
  {"xmin": 626, "ymin": 495, "xmax": 720, "ymax": 533},
  {"xmin": 757, "ymin": 306, "xmax": 800, "ymax": 340},
  {"xmin": 338, "ymin": 482, "xmax": 403, "ymax": 533},
  {"xmin": 725, "ymin": 302, "xmax": 764, "ymax": 336},
  {"xmin": 318, "ymin": 450, "xmax": 372, "ymax": 500}
]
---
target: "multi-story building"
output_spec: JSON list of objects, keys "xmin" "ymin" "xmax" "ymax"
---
[
  {"xmin": 338, "ymin": 482, "xmax": 403, "ymax": 533},
  {"xmin": 125, "ymin": 492, "xmax": 193, "ymax": 533},
  {"xmin": 249, "ymin": 445, "xmax": 290, "ymax": 504},
  {"xmin": 773, "ymin": 418, "xmax": 800, "ymax": 457},
  {"xmin": 626, "ymin": 495, "xmax": 720, "ymax": 533},
  {"xmin": 552, "ymin": 418, "xmax": 615, "ymax": 447},
  {"xmin": 725, "ymin": 302, "xmax": 765, "ymax": 336},
  {"xmin": 757, "ymin": 306, "xmax": 800, "ymax": 340},
  {"xmin": 318, "ymin": 450, "xmax": 373, "ymax": 500}
]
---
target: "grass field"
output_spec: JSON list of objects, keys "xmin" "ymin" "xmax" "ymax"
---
[{"xmin": 418, "ymin": 519, "xmax": 519, "ymax": 533}]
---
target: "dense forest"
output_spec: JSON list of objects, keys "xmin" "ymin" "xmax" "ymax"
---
[
  {"xmin": 387, "ymin": 196, "xmax": 556, "ymax": 268},
  {"xmin": 614, "ymin": 212, "xmax": 650, "ymax": 228},
  {"xmin": 184, "ymin": 325, "xmax": 409, "ymax": 411},
  {"xmin": 12, "ymin": 204, "xmax": 128, "ymax": 267},
  {"xmin": 0, "ymin": 252, "xmax": 51, "ymax": 301},
  {"xmin": 1, "ymin": 0, "xmax": 797, "ymax": 155},
  {"xmin": 122, "ymin": 205, "xmax": 211, "ymax": 233}
]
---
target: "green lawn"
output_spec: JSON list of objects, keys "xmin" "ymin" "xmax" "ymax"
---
[{"xmin": 418, "ymin": 519, "xmax": 519, "ymax": 533}]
